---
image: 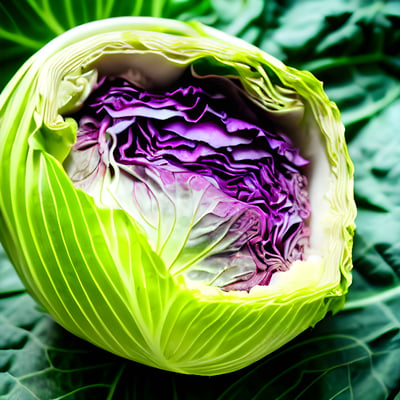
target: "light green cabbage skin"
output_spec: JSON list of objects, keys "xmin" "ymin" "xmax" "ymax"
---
[{"xmin": 0, "ymin": 17, "xmax": 356, "ymax": 375}]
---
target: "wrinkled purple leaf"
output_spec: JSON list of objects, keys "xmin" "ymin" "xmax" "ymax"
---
[{"xmin": 66, "ymin": 74, "xmax": 311, "ymax": 290}]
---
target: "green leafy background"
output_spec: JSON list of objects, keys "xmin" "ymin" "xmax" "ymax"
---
[{"xmin": 0, "ymin": 0, "xmax": 399, "ymax": 398}]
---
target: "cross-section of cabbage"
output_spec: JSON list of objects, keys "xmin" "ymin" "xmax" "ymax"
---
[
  {"xmin": 0, "ymin": 17, "xmax": 356, "ymax": 376},
  {"xmin": 65, "ymin": 72, "xmax": 311, "ymax": 292}
]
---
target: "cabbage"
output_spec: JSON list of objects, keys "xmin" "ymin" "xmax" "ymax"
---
[{"xmin": 0, "ymin": 17, "xmax": 356, "ymax": 375}]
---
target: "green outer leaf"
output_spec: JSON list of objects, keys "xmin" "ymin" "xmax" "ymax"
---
[{"xmin": 0, "ymin": 17, "xmax": 355, "ymax": 375}]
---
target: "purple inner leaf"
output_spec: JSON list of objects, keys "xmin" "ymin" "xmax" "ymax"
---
[{"xmin": 69, "ymin": 74, "xmax": 311, "ymax": 291}]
